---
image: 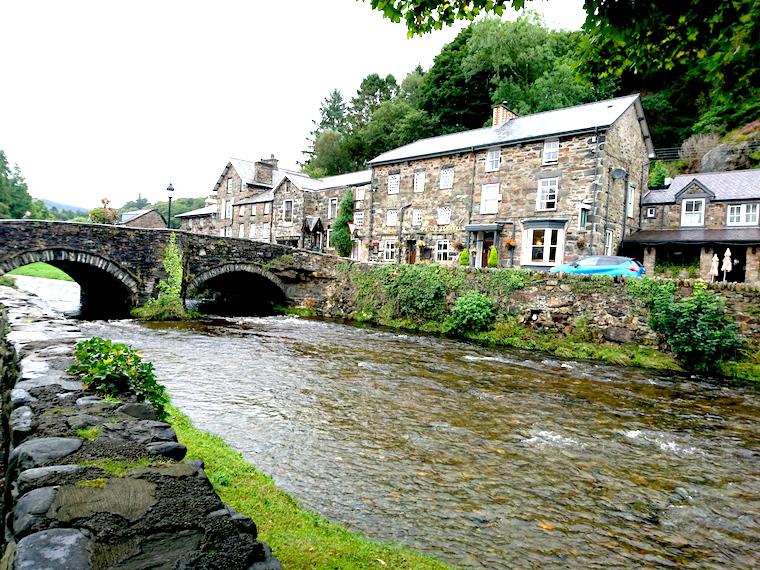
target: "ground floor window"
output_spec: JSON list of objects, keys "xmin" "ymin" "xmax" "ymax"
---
[
  {"xmin": 604, "ymin": 229, "xmax": 614, "ymax": 255},
  {"xmin": 326, "ymin": 228, "xmax": 333, "ymax": 248},
  {"xmin": 524, "ymin": 227, "xmax": 563, "ymax": 265},
  {"xmin": 238, "ymin": 224, "xmax": 245, "ymax": 238},
  {"xmin": 436, "ymin": 240, "xmax": 449, "ymax": 262},
  {"xmin": 384, "ymin": 240, "xmax": 396, "ymax": 261}
]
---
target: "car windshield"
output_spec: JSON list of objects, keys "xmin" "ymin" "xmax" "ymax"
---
[{"xmin": 595, "ymin": 256, "xmax": 629, "ymax": 266}]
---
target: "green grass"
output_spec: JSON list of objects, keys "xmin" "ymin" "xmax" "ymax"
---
[
  {"xmin": 0, "ymin": 275, "xmax": 17, "ymax": 288},
  {"xmin": 8, "ymin": 262, "xmax": 74, "ymax": 281},
  {"xmin": 75, "ymin": 426, "xmax": 101, "ymax": 440},
  {"xmin": 79, "ymin": 457, "xmax": 152, "ymax": 477},
  {"xmin": 720, "ymin": 345, "xmax": 760, "ymax": 384},
  {"xmin": 168, "ymin": 406, "xmax": 452, "ymax": 570}
]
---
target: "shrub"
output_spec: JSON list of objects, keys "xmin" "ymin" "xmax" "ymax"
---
[
  {"xmin": 0, "ymin": 275, "xmax": 16, "ymax": 288},
  {"xmin": 331, "ymin": 189, "xmax": 355, "ymax": 257},
  {"xmin": 384, "ymin": 265, "xmax": 447, "ymax": 320},
  {"xmin": 459, "ymin": 249, "xmax": 469, "ymax": 266},
  {"xmin": 68, "ymin": 337, "xmax": 169, "ymax": 420},
  {"xmin": 444, "ymin": 291, "xmax": 495, "ymax": 336},
  {"xmin": 487, "ymin": 245, "xmax": 499, "ymax": 268}
]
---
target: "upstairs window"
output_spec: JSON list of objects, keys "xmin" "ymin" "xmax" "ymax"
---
[
  {"xmin": 355, "ymin": 187, "xmax": 365, "ymax": 201},
  {"xmin": 388, "ymin": 173, "xmax": 400, "ymax": 194},
  {"xmin": 412, "ymin": 208, "xmax": 422, "ymax": 227},
  {"xmin": 436, "ymin": 240, "xmax": 449, "ymax": 262},
  {"xmin": 681, "ymin": 198, "xmax": 704, "ymax": 226},
  {"xmin": 626, "ymin": 187, "xmax": 635, "ymax": 218},
  {"xmin": 251, "ymin": 204, "xmax": 257, "ymax": 217},
  {"xmin": 578, "ymin": 206, "xmax": 589, "ymax": 230},
  {"xmin": 536, "ymin": 178, "xmax": 558, "ymax": 211},
  {"xmin": 480, "ymin": 183, "xmax": 500, "ymax": 214},
  {"xmin": 239, "ymin": 205, "xmax": 246, "ymax": 217},
  {"xmin": 437, "ymin": 206, "xmax": 452, "ymax": 225},
  {"xmin": 353, "ymin": 211, "xmax": 364, "ymax": 226},
  {"xmin": 283, "ymin": 200, "xmax": 293, "ymax": 224},
  {"xmin": 386, "ymin": 209, "xmax": 398, "ymax": 227},
  {"xmin": 264, "ymin": 203, "xmax": 271, "ymax": 215},
  {"xmin": 485, "ymin": 149, "xmax": 501, "ymax": 172},
  {"xmin": 225, "ymin": 200, "xmax": 233, "ymax": 220},
  {"xmin": 542, "ymin": 139, "xmax": 559, "ymax": 164},
  {"xmin": 226, "ymin": 178, "xmax": 233, "ymax": 193},
  {"xmin": 413, "ymin": 170, "xmax": 426, "ymax": 193},
  {"xmin": 727, "ymin": 203, "xmax": 758, "ymax": 226},
  {"xmin": 328, "ymin": 197, "xmax": 338, "ymax": 219},
  {"xmin": 440, "ymin": 166, "xmax": 454, "ymax": 189}
]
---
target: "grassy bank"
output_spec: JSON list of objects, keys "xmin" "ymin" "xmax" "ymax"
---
[
  {"xmin": 168, "ymin": 406, "xmax": 452, "ymax": 570},
  {"xmin": 0, "ymin": 275, "xmax": 16, "ymax": 288},
  {"xmin": 8, "ymin": 262, "xmax": 73, "ymax": 281}
]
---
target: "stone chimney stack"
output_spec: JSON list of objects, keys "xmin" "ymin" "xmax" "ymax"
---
[
  {"xmin": 254, "ymin": 154, "xmax": 278, "ymax": 186},
  {"xmin": 492, "ymin": 102, "xmax": 518, "ymax": 128}
]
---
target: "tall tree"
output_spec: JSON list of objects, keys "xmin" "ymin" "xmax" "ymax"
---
[
  {"xmin": 331, "ymin": 189, "xmax": 355, "ymax": 257},
  {"xmin": 313, "ymin": 89, "xmax": 348, "ymax": 136},
  {"xmin": 350, "ymin": 73, "xmax": 399, "ymax": 127},
  {"xmin": 0, "ymin": 151, "xmax": 33, "ymax": 219}
]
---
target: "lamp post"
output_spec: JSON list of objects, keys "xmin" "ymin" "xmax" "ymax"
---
[{"xmin": 166, "ymin": 183, "xmax": 174, "ymax": 228}]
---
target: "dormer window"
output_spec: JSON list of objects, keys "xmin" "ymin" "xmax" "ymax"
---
[
  {"xmin": 542, "ymin": 139, "xmax": 559, "ymax": 164},
  {"xmin": 681, "ymin": 198, "xmax": 704, "ymax": 226}
]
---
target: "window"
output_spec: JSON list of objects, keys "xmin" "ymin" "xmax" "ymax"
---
[
  {"xmin": 239, "ymin": 205, "xmax": 246, "ymax": 218},
  {"xmin": 198, "ymin": 218, "xmax": 204, "ymax": 229},
  {"xmin": 226, "ymin": 178, "xmax": 233, "ymax": 194},
  {"xmin": 386, "ymin": 210, "xmax": 398, "ymax": 227},
  {"xmin": 537, "ymin": 178, "xmax": 558, "ymax": 210},
  {"xmin": 225, "ymin": 200, "xmax": 233, "ymax": 220},
  {"xmin": 440, "ymin": 166, "xmax": 454, "ymax": 189},
  {"xmin": 727, "ymin": 203, "xmax": 759, "ymax": 226},
  {"xmin": 251, "ymin": 204, "xmax": 256, "ymax": 217},
  {"xmin": 604, "ymin": 229, "xmax": 614, "ymax": 255},
  {"xmin": 283, "ymin": 200, "xmax": 293, "ymax": 224},
  {"xmin": 355, "ymin": 187, "xmax": 365, "ymax": 201},
  {"xmin": 480, "ymin": 183, "xmax": 500, "ymax": 214},
  {"xmin": 219, "ymin": 228, "xmax": 225, "ymax": 237},
  {"xmin": 238, "ymin": 224, "xmax": 245, "ymax": 238},
  {"xmin": 437, "ymin": 206, "xmax": 451, "ymax": 225},
  {"xmin": 413, "ymin": 170, "xmax": 426, "ymax": 193},
  {"xmin": 485, "ymin": 149, "xmax": 501, "ymax": 172},
  {"xmin": 681, "ymin": 198, "xmax": 704, "ymax": 226},
  {"xmin": 188, "ymin": 218, "xmax": 193, "ymax": 230},
  {"xmin": 326, "ymin": 229, "xmax": 333, "ymax": 248},
  {"xmin": 626, "ymin": 187, "xmax": 635, "ymax": 218},
  {"xmin": 249, "ymin": 224, "xmax": 255, "ymax": 239},
  {"xmin": 646, "ymin": 207, "xmax": 656, "ymax": 219},
  {"xmin": 328, "ymin": 197, "xmax": 338, "ymax": 219},
  {"xmin": 578, "ymin": 207, "xmax": 589, "ymax": 230},
  {"xmin": 264, "ymin": 203, "xmax": 271, "ymax": 215},
  {"xmin": 436, "ymin": 240, "xmax": 449, "ymax": 262},
  {"xmin": 388, "ymin": 173, "xmax": 400, "ymax": 194},
  {"xmin": 384, "ymin": 240, "xmax": 396, "ymax": 262},
  {"xmin": 353, "ymin": 211, "xmax": 364, "ymax": 226},
  {"xmin": 412, "ymin": 208, "xmax": 422, "ymax": 227},
  {"xmin": 224, "ymin": 226, "xmax": 232, "ymax": 237},
  {"xmin": 525, "ymin": 228, "xmax": 563, "ymax": 265},
  {"xmin": 542, "ymin": 139, "xmax": 559, "ymax": 164}
]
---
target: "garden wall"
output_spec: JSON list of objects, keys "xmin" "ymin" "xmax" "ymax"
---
[{"xmin": 0, "ymin": 299, "xmax": 280, "ymax": 570}]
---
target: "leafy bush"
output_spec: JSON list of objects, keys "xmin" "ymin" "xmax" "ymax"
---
[
  {"xmin": 444, "ymin": 291, "xmax": 495, "ymax": 335},
  {"xmin": 487, "ymin": 246, "xmax": 499, "ymax": 268},
  {"xmin": 459, "ymin": 249, "xmax": 469, "ymax": 266},
  {"xmin": 384, "ymin": 264, "xmax": 447, "ymax": 320},
  {"xmin": 0, "ymin": 275, "xmax": 16, "ymax": 288},
  {"xmin": 68, "ymin": 337, "xmax": 169, "ymax": 420},
  {"xmin": 331, "ymin": 189, "xmax": 354, "ymax": 257}
]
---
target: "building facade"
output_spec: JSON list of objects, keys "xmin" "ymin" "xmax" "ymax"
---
[
  {"xmin": 364, "ymin": 94, "xmax": 654, "ymax": 268},
  {"xmin": 626, "ymin": 169, "xmax": 760, "ymax": 282},
  {"xmin": 118, "ymin": 209, "xmax": 167, "ymax": 229}
]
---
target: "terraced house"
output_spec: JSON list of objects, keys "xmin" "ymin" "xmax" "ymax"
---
[{"xmin": 364, "ymin": 94, "xmax": 654, "ymax": 268}]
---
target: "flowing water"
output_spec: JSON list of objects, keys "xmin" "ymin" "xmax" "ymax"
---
[{"xmin": 10, "ymin": 276, "xmax": 760, "ymax": 568}]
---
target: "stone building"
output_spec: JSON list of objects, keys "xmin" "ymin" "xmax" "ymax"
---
[
  {"xmin": 175, "ymin": 203, "xmax": 217, "ymax": 235},
  {"xmin": 625, "ymin": 169, "xmax": 760, "ymax": 282},
  {"xmin": 118, "ymin": 209, "xmax": 167, "ymax": 229},
  {"xmin": 364, "ymin": 94, "xmax": 654, "ymax": 268}
]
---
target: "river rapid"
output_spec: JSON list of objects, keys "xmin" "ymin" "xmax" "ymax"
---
[{"xmin": 7, "ymin": 276, "xmax": 760, "ymax": 569}]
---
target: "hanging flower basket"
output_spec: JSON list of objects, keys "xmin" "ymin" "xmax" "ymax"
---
[
  {"xmin": 416, "ymin": 240, "xmax": 425, "ymax": 248},
  {"xmin": 505, "ymin": 238, "xmax": 517, "ymax": 249}
]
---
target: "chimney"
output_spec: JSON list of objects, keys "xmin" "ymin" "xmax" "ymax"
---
[
  {"xmin": 492, "ymin": 102, "xmax": 517, "ymax": 128},
  {"xmin": 261, "ymin": 154, "xmax": 279, "ymax": 170},
  {"xmin": 254, "ymin": 154, "xmax": 278, "ymax": 186}
]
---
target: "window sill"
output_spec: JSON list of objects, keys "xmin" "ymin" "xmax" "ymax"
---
[
  {"xmin": 536, "ymin": 208, "xmax": 557, "ymax": 212},
  {"xmin": 541, "ymin": 161, "xmax": 558, "ymax": 166}
]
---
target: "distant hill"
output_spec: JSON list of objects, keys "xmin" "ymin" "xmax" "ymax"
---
[{"xmin": 41, "ymin": 199, "xmax": 88, "ymax": 213}]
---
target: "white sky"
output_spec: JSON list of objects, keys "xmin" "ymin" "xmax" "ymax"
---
[{"xmin": 0, "ymin": 0, "xmax": 585, "ymax": 208}]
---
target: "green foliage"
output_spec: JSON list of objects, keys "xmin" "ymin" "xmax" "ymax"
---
[
  {"xmin": 459, "ymin": 249, "xmax": 469, "ymax": 266},
  {"xmin": 648, "ymin": 160, "xmax": 670, "ymax": 186},
  {"xmin": 0, "ymin": 275, "xmax": 17, "ymax": 288},
  {"xmin": 487, "ymin": 245, "xmax": 499, "ymax": 268},
  {"xmin": 150, "ymin": 197, "xmax": 206, "ymax": 229},
  {"xmin": 89, "ymin": 207, "xmax": 119, "ymax": 224},
  {"xmin": 369, "ymin": 0, "xmax": 522, "ymax": 34},
  {"xmin": 331, "ymin": 189, "xmax": 354, "ymax": 257},
  {"xmin": 444, "ymin": 292, "xmax": 495, "ymax": 335},
  {"xmin": 384, "ymin": 264, "xmax": 448, "ymax": 320},
  {"xmin": 75, "ymin": 426, "xmax": 101, "ymax": 440},
  {"xmin": 68, "ymin": 337, "xmax": 169, "ymax": 420},
  {"xmin": 0, "ymin": 150, "xmax": 33, "ymax": 219}
]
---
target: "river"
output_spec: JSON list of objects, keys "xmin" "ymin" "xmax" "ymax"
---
[{"xmin": 6, "ymin": 275, "xmax": 760, "ymax": 569}]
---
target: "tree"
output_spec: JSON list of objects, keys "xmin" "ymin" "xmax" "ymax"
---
[
  {"xmin": 399, "ymin": 65, "xmax": 425, "ymax": 106},
  {"xmin": 350, "ymin": 73, "xmax": 399, "ymax": 127},
  {"xmin": 120, "ymin": 194, "xmax": 150, "ymax": 211},
  {"xmin": 0, "ymin": 151, "xmax": 33, "ymax": 219},
  {"xmin": 369, "ymin": 0, "xmax": 524, "ymax": 34},
  {"xmin": 331, "ymin": 189, "xmax": 355, "ymax": 257},
  {"xmin": 647, "ymin": 161, "xmax": 669, "ymax": 187},
  {"xmin": 314, "ymin": 89, "xmax": 348, "ymax": 136},
  {"xmin": 304, "ymin": 130, "xmax": 355, "ymax": 177}
]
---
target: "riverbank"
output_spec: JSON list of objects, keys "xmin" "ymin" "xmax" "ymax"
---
[{"xmin": 7, "ymin": 261, "xmax": 73, "ymax": 281}]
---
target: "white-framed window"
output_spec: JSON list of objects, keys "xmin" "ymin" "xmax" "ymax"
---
[
  {"xmin": 328, "ymin": 197, "xmax": 338, "ymax": 219},
  {"xmin": 485, "ymin": 149, "xmax": 501, "ymax": 172},
  {"xmin": 353, "ymin": 211, "xmax": 364, "ymax": 226},
  {"xmin": 188, "ymin": 218, "xmax": 193, "ymax": 230},
  {"xmin": 238, "ymin": 224, "xmax": 245, "ymax": 238},
  {"xmin": 225, "ymin": 200, "xmax": 233, "ymax": 220},
  {"xmin": 386, "ymin": 210, "xmax": 398, "ymax": 227},
  {"xmin": 264, "ymin": 203, "xmax": 271, "ymax": 215},
  {"xmin": 224, "ymin": 226, "xmax": 232, "ymax": 237},
  {"xmin": 524, "ymin": 227, "xmax": 563, "ymax": 265},
  {"xmin": 480, "ymin": 183, "xmax": 500, "ymax": 214},
  {"xmin": 578, "ymin": 206, "xmax": 589, "ymax": 230},
  {"xmin": 355, "ymin": 187, "xmax": 365, "ymax": 201},
  {"xmin": 604, "ymin": 229, "xmax": 614, "ymax": 255},
  {"xmin": 326, "ymin": 228, "xmax": 333, "ymax": 248},
  {"xmin": 251, "ymin": 204, "xmax": 256, "ymax": 217},
  {"xmin": 646, "ymin": 207, "xmax": 656, "ymax": 219},
  {"xmin": 388, "ymin": 173, "xmax": 400, "ymax": 194},
  {"xmin": 283, "ymin": 200, "xmax": 293, "ymax": 224},
  {"xmin": 219, "ymin": 228, "xmax": 225, "ymax": 237},
  {"xmin": 626, "ymin": 187, "xmax": 635, "ymax": 218},
  {"xmin": 727, "ymin": 203, "xmax": 759, "ymax": 226},
  {"xmin": 413, "ymin": 170, "xmax": 426, "ymax": 193},
  {"xmin": 537, "ymin": 178, "xmax": 558, "ymax": 210},
  {"xmin": 436, "ymin": 240, "xmax": 449, "ymax": 262},
  {"xmin": 542, "ymin": 139, "xmax": 559, "ymax": 164},
  {"xmin": 437, "ymin": 206, "xmax": 451, "ymax": 225},
  {"xmin": 440, "ymin": 166, "xmax": 454, "ymax": 189},
  {"xmin": 681, "ymin": 198, "xmax": 704, "ymax": 226},
  {"xmin": 249, "ymin": 224, "xmax": 255, "ymax": 239},
  {"xmin": 219, "ymin": 200, "xmax": 226, "ymax": 219},
  {"xmin": 226, "ymin": 178, "xmax": 233, "ymax": 193},
  {"xmin": 239, "ymin": 205, "xmax": 246, "ymax": 218},
  {"xmin": 412, "ymin": 208, "xmax": 422, "ymax": 227},
  {"xmin": 384, "ymin": 240, "xmax": 396, "ymax": 262}
]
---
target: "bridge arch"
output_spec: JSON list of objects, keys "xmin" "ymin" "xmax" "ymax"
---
[
  {"xmin": 0, "ymin": 249, "xmax": 140, "ymax": 318},
  {"xmin": 187, "ymin": 263, "xmax": 288, "ymax": 316}
]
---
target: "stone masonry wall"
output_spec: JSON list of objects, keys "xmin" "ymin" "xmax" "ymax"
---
[{"xmin": 0, "ymin": 292, "xmax": 280, "ymax": 569}]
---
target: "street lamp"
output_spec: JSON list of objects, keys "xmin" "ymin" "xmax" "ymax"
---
[{"xmin": 166, "ymin": 183, "xmax": 174, "ymax": 228}]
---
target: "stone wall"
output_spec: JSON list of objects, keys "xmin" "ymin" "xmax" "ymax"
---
[{"xmin": 0, "ymin": 294, "xmax": 280, "ymax": 569}]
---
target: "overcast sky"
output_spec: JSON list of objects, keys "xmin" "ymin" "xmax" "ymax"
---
[{"xmin": 0, "ymin": 0, "xmax": 585, "ymax": 208}]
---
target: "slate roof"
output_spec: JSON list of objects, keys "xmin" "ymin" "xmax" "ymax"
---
[
  {"xmin": 368, "ymin": 94, "xmax": 653, "ymax": 165},
  {"xmin": 643, "ymin": 169, "xmax": 760, "ymax": 204},
  {"xmin": 234, "ymin": 191, "xmax": 274, "ymax": 206},
  {"xmin": 175, "ymin": 205, "xmax": 216, "ymax": 218},
  {"xmin": 625, "ymin": 227, "xmax": 760, "ymax": 244},
  {"xmin": 119, "ymin": 210, "xmax": 152, "ymax": 223},
  {"xmin": 319, "ymin": 170, "xmax": 372, "ymax": 189}
]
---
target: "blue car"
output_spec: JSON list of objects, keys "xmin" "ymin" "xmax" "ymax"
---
[{"xmin": 550, "ymin": 256, "xmax": 646, "ymax": 277}]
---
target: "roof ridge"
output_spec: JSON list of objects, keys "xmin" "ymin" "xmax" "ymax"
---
[{"xmin": 499, "ymin": 93, "xmax": 639, "ymax": 125}]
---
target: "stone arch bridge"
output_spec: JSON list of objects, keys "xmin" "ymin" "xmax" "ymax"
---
[{"xmin": 0, "ymin": 221, "xmax": 343, "ymax": 317}]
